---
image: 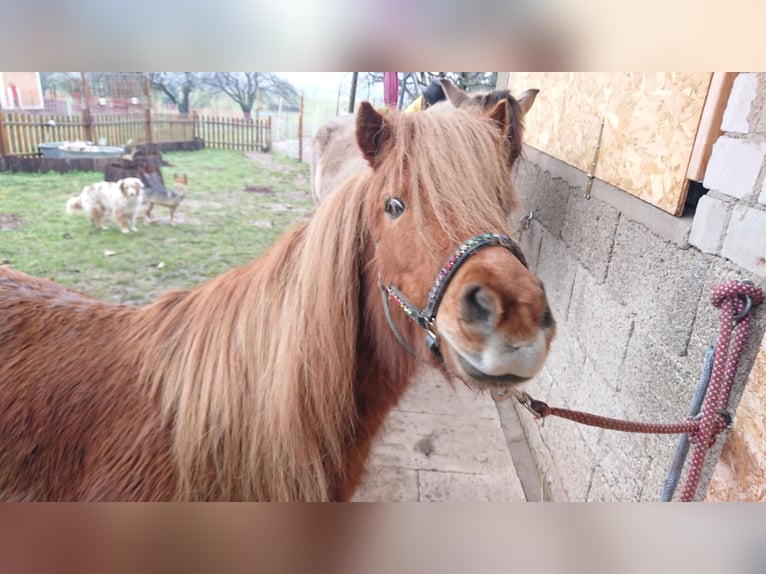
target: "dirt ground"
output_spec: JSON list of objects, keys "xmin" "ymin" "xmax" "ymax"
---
[{"xmin": 270, "ymin": 139, "xmax": 313, "ymax": 163}]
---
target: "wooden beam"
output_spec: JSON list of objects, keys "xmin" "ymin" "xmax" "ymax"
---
[
  {"xmin": 0, "ymin": 112, "xmax": 9, "ymax": 157},
  {"xmin": 686, "ymin": 72, "xmax": 737, "ymax": 183}
]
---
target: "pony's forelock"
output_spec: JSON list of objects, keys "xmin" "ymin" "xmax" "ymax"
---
[{"xmin": 369, "ymin": 107, "xmax": 518, "ymax": 252}]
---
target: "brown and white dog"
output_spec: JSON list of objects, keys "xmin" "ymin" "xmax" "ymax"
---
[{"xmin": 66, "ymin": 177, "xmax": 145, "ymax": 233}]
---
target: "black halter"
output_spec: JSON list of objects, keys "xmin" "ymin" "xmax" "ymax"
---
[{"xmin": 379, "ymin": 233, "xmax": 528, "ymax": 364}]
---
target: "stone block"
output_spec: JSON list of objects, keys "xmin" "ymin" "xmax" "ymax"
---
[
  {"xmin": 703, "ymin": 136, "xmax": 766, "ymax": 200},
  {"xmin": 641, "ymin": 433, "xmax": 687, "ymax": 501},
  {"xmin": 535, "ymin": 233, "xmax": 578, "ymax": 320},
  {"xmin": 569, "ymin": 266, "xmax": 635, "ymax": 380},
  {"xmin": 538, "ymin": 410, "xmax": 597, "ymax": 502},
  {"xmin": 596, "ymin": 429, "xmax": 649, "ymax": 501},
  {"xmin": 576, "ymin": 357, "xmax": 624, "ymax": 455},
  {"xmin": 618, "ymin": 327, "xmax": 696, "ymax": 423},
  {"xmin": 585, "ymin": 466, "xmax": 616, "ymax": 502},
  {"xmin": 721, "ymin": 205, "xmax": 766, "ymax": 277},
  {"xmin": 561, "ymin": 192, "xmax": 620, "ymax": 283},
  {"xmin": 512, "ymin": 155, "xmax": 541, "ymax": 208},
  {"xmin": 608, "ymin": 218, "xmax": 708, "ymax": 356},
  {"xmin": 524, "ymin": 166, "xmax": 572, "ymax": 239},
  {"xmin": 590, "ymin": 178, "xmax": 693, "ymax": 247},
  {"xmin": 721, "ymin": 73, "xmax": 758, "ymax": 134},
  {"xmin": 753, "ymin": 73, "xmax": 766, "ymax": 134},
  {"xmin": 541, "ymin": 326, "xmax": 587, "ymax": 407},
  {"xmin": 689, "ymin": 194, "xmax": 733, "ymax": 255},
  {"xmin": 516, "ymin": 218, "xmax": 544, "ymax": 272}
]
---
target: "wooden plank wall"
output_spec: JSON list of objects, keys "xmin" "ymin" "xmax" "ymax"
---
[{"xmin": 508, "ymin": 73, "xmax": 713, "ymax": 215}]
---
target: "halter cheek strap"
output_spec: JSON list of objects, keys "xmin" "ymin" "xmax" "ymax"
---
[{"xmin": 380, "ymin": 233, "xmax": 528, "ymax": 364}]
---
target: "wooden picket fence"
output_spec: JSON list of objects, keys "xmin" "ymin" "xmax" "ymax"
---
[
  {"xmin": 195, "ymin": 115, "xmax": 272, "ymax": 152},
  {"xmin": 0, "ymin": 111, "xmax": 271, "ymax": 159}
]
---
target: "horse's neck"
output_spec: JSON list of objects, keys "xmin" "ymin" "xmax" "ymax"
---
[{"xmin": 353, "ymin": 249, "xmax": 422, "ymax": 425}]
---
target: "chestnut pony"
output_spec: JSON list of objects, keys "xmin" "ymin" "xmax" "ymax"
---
[
  {"xmin": 310, "ymin": 78, "xmax": 539, "ymax": 203},
  {"xmin": 0, "ymin": 99, "xmax": 554, "ymax": 501}
]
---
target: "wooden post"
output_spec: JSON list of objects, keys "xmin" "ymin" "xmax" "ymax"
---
[
  {"xmin": 80, "ymin": 72, "xmax": 93, "ymax": 143},
  {"xmin": 0, "ymin": 112, "xmax": 9, "ymax": 157},
  {"xmin": 145, "ymin": 109, "xmax": 154, "ymax": 144},
  {"xmin": 298, "ymin": 95, "xmax": 304, "ymax": 162},
  {"xmin": 267, "ymin": 116, "xmax": 272, "ymax": 151},
  {"xmin": 144, "ymin": 74, "xmax": 153, "ymax": 111},
  {"xmin": 686, "ymin": 72, "xmax": 736, "ymax": 182},
  {"xmin": 348, "ymin": 72, "xmax": 358, "ymax": 113},
  {"xmin": 144, "ymin": 75, "xmax": 154, "ymax": 144}
]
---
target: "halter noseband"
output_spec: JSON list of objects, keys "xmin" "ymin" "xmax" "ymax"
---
[{"xmin": 380, "ymin": 233, "xmax": 528, "ymax": 364}]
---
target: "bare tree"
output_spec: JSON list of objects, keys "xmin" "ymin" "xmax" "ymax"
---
[
  {"xmin": 148, "ymin": 72, "xmax": 204, "ymax": 115},
  {"xmin": 39, "ymin": 72, "xmax": 82, "ymax": 99},
  {"xmin": 203, "ymin": 73, "xmax": 299, "ymax": 122}
]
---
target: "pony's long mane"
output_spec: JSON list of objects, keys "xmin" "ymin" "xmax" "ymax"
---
[{"xmin": 136, "ymin": 178, "xmax": 369, "ymax": 501}]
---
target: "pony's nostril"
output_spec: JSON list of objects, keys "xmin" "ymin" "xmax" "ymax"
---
[
  {"xmin": 541, "ymin": 304, "xmax": 554, "ymax": 329},
  {"xmin": 461, "ymin": 285, "xmax": 496, "ymax": 326}
]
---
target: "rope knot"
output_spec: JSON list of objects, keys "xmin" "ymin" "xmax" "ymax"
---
[
  {"xmin": 686, "ymin": 411, "xmax": 731, "ymax": 448},
  {"xmin": 710, "ymin": 280, "xmax": 764, "ymax": 309}
]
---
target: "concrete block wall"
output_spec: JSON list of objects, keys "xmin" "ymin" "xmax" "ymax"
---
[{"xmin": 505, "ymin": 73, "xmax": 766, "ymax": 501}]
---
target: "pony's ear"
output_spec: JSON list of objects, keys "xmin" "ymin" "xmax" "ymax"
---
[
  {"xmin": 516, "ymin": 89, "xmax": 539, "ymax": 116},
  {"xmin": 356, "ymin": 101, "xmax": 392, "ymax": 168},
  {"xmin": 440, "ymin": 78, "xmax": 468, "ymax": 106},
  {"xmin": 486, "ymin": 99, "xmax": 510, "ymax": 137}
]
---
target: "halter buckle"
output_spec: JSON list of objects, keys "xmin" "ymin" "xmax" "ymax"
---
[
  {"xmin": 516, "ymin": 391, "xmax": 545, "ymax": 418},
  {"xmin": 424, "ymin": 324, "xmax": 443, "ymax": 363}
]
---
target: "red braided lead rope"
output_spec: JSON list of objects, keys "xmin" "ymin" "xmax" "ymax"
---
[
  {"xmin": 529, "ymin": 400, "xmax": 727, "ymax": 437},
  {"xmin": 678, "ymin": 280, "xmax": 762, "ymax": 501},
  {"xmin": 519, "ymin": 280, "xmax": 763, "ymax": 502}
]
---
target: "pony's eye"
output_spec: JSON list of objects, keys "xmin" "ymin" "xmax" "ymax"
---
[{"xmin": 385, "ymin": 197, "xmax": 405, "ymax": 219}]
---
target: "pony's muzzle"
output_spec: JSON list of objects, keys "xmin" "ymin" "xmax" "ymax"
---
[{"xmin": 440, "ymin": 269, "xmax": 555, "ymax": 386}]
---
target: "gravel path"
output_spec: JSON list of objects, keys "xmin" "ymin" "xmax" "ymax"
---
[{"xmin": 271, "ymin": 139, "xmax": 313, "ymax": 163}]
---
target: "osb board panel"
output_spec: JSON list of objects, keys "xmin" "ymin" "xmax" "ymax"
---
[
  {"xmin": 508, "ymin": 73, "xmax": 712, "ymax": 215},
  {"xmin": 706, "ymin": 331, "xmax": 766, "ymax": 502}
]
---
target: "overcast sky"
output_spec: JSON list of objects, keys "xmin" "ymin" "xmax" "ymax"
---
[{"xmin": 279, "ymin": 72, "xmax": 384, "ymax": 102}]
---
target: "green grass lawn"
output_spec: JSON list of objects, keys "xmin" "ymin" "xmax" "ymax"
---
[{"xmin": 0, "ymin": 148, "xmax": 313, "ymax": 305}]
